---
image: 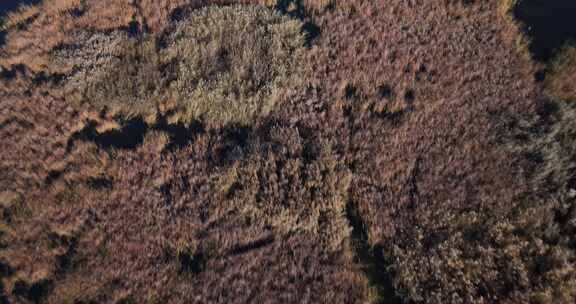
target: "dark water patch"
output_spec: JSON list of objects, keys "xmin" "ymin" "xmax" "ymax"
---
[
  {"xmin": 534, "ymin": 70, "xmax": 546, "ymax": 82},
  {"xmin": 55, "ymin": 236, "xmax": 78, "ymax": 275},
  {"xmin": 169, "ymin": 6, "xmax": 187, "ymax": 22},
  {"xmin": 0, "ymin": 261, "xmax": 13, "ymax": 303},
  {"xmin": 159, "ymin": 183, "xmax": 172, "ymax": 205},
  {"xmin": 268, "ymin": 1, "xmax": 321, "ymax": 45},
  {"xmin": 0, "ymin": 286, "xmax": 8, "ymax": 304},
  {"xmin": 377, "ymin": 85, "xmax": 394, "ymax": 100},
  {"xmin": 178, "ymin": 250, "xmax": 205, "ymax": 276},
  {"xmin": 156, "ymin": 119, "xmax": 203, "ymax": 151},
  {"xmin": 0, "ymin": 66, "xmax": 16, "ymax": 80},
  {"xmin": 45, "ymin": 169, "xmax": 63, "ymax": 185},
  {"xmin": 87, "ymin": 177, "xmax": 113, "ymax": 190},
  {"xmin": 96, "ymin": 119, "xmax": 148, "ymax": 150},
  {"xmin": 127, "ymin": 20, "xmax": 141, "ymax": 36},
  {"xmin": 0, "ymin": 0, "xmax": 42, "ymax": 18},
  {"xmin": 0, "ymin": 64, "xmax": 27, "ymax": 81},
  {"xmin": 403, "ymin": 89, "xmax": 415, "ymax": 103},
  {"xmin": 513, "ymin": 0, "xmax": 576, "ymax": 61},
  {"xmin": 68, "ymin": 6, "xmax": 84, "ymax": 18},
  {"xmin": 66, "ymin": 119, "xmax": 147, "ymax": 151},
  {"xmin": 302, "ymin": 21, "xmax": 320, "ymax": 46},
  {"xmin": 32, "ymin": 71, "xmax": 66, "ymax": 86},
  {"xmin": 66, "ymin": 121, "xmax": 97, "ymax": 152},
  {"xmin": 0, "ymin": 0, "xmax": 43, "ymax": 46},
  {"xmin": 67, "ymin": 115, "xmax": 204, "ymax": 153},
  {"xmin": 0, "ymin": 262, "xmax": 13, "ymax": 278},
  {"xmin": 344, "ymin": 84, "xmax": 359, "ymax": 100},
  {"xmin": 275, "ymin": 0, "xmax": 305, "ymax": 18},
  {"xmin": 12, "ymin": 278, "xmax": 53, "ymax": 304}
]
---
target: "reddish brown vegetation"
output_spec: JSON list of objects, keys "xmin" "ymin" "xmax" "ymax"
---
[
  {"xmin": 1, "ymin": 0, "xmax": 575, "ymax": 303},
  {"xmin": 546, "ymin": 46, "xmax": 576, "ymax": 101}
]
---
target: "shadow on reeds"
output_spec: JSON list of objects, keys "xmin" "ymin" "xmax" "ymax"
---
[
  {"xmin": 345, "ymin": 201, "xmax": 403, "ymax": 304},
  {"xmin": 67, "ymin": 118, "xmax": 204, "ymax": 152}
]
